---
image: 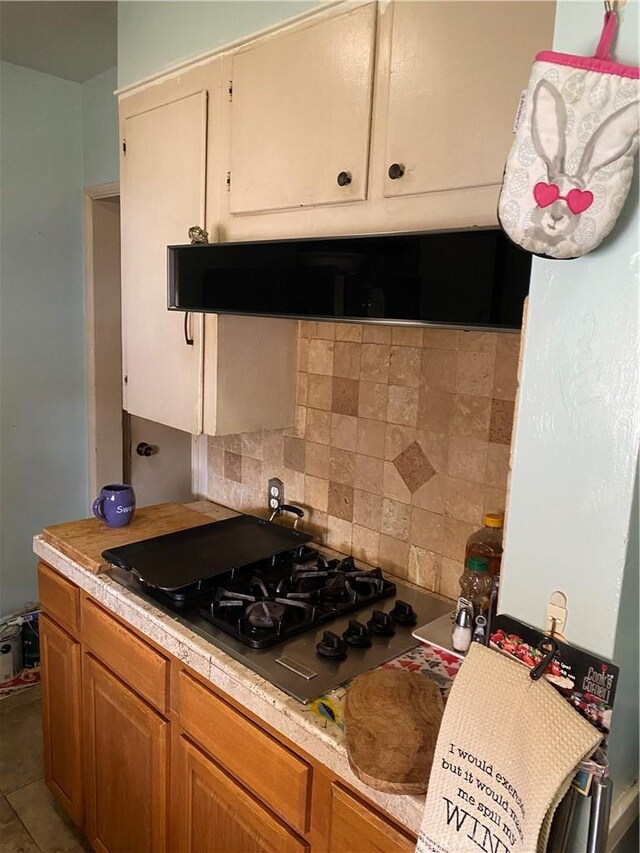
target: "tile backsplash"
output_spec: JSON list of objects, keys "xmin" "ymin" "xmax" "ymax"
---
[{"xmin": 206, "ymin": 321, "xmax": 520, "ymax": 601}]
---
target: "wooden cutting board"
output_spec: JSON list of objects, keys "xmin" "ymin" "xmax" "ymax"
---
[
  {"xmin": 344, "ymin": 669, "xmax": 444, "ymax": 794},
  {"xmin": 41, "ymin": 503, "xmax": 212, "ymax": 575}
]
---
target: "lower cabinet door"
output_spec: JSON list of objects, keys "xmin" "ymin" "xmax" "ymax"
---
[
  {"xmin": 40, "ymin": 613, "xmax": 83, "ymax": 825},
  {"xmin": 328, "ymin": 784, "xmax": 416, "ymax": 853},
  {"xmin": 83, "ymin": 653, "xmax": 169, "ymax": 853},
  {"xmin": 175, "ymin": 734, "xmax": 308, "ymax": 853}
]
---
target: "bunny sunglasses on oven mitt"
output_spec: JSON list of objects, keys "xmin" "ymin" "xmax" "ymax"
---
[{"xmin": 499, "ymin": 10, "xmax": 639, "ymax": 260}]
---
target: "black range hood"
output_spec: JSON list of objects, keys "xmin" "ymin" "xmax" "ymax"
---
[{"xmin": 168, "ymin": 229, "xmax": 531, "ymax": 331}]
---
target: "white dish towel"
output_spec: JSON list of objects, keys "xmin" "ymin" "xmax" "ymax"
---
[{"xmin": 416, "ymin": 644, "xmax": 601, "ymax": 853}]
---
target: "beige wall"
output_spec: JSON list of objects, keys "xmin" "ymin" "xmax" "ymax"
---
[{"xmin": 206, "ymin": 321, "xmax": 519, "ymax": 600}]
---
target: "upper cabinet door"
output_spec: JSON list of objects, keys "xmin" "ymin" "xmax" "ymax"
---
[
  {"xmin": 121, "ymin": 92, "xmax": 207, "ymax": 434},
  {"xmin": 381, "ymin": 1, "xmax": 555, "ymax": 198},
  {"xmin": 229, "ymin": 3, "xmax": 377, "ymax": 215}
]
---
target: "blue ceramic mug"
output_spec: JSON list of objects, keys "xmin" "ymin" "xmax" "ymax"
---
[{"xmin": 92, "ymin": 484, "xmax": 136, "ymax": 528}]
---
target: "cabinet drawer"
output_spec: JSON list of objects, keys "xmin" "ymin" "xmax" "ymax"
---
[
  {"xmin": 38, "ymin": 562, "xmax": 80, "ymax": 636},
  {"xmin": 176, "ymin": 735, "xmax": 307, "ymax": 853},
  {"xmin": 82, "ymin": 599, "xmax": 169, "ymax": 713},
  {"xmin": 328, "ymin": 784, "xmax": 415, "ymax": 853},
  {"xmin": 178, "ymin": 671, "xmax": 311, "ymax": 834}
]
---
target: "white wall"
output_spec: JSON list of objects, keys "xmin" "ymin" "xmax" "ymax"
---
[
  {"xmin": 500, "ymin": 0, "xmax": 639, "ymax": 822},
  {"xmin": 82, "ymin": 66, "xmax": 119, "ymax": 187},
  {"xmin": 608, "ymin": 466, "xmax": 639, "ymax": 801},
  {"xmin": 0, "ymin": 62, "xmax": 86, "ymax": 615},
  {"xmin": 0, "ymin": 60, "xmax": 119, "ymax": 617},
  {"xmin": 118, "ymin": 0, "xmax": 319, "ymax": 88}
]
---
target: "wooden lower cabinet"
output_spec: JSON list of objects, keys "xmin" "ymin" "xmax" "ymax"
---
[
  {"xmin": 39, "ymin": 567, "xmax": 417, "ymax": 853},
  {"xmin": 178, "ymin": 670, "xmax": 310, "ymax": 833},
  {"xmin": 328, "ymin": 784, "xmax": 416, "ymax": 853},
  {"xmin": 38, "ymin": 562, "xmax": 79, "ymax": 635},
  {"xmin": 39, "ymin": 613, "xmax": 83, "ymax": 825},
  {"xmin": 82, "ymin": 598, "xmax": 169, "ymax": 714},
  {"xmin": 174, "ymin": 734, "xmax": 307, "ymax": 853},
  {"xmin": 83, "ymin": 653, "xmax": 169, "ymax": 853}
]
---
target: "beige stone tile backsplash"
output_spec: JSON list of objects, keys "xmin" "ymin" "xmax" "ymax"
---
[{"xmin": 206, "ymin": 321, "xmax": 520, "ymax": 600}]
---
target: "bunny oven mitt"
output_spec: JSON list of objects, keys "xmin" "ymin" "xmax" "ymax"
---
[{"xmin": 499, "ymin": 9, "xmax": 639, "ymax": 260}]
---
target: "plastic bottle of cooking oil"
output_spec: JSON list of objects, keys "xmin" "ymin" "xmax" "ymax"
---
[
  {"xmin": 459, "ymin": 556, "xmax": 493, "ymax": 617},
  {"xmin": 465, "ymin": 513, "xmax": 504, "ymax": 576}
]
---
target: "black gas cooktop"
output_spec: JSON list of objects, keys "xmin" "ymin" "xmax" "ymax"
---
[{"xmin": 105, "ymin": 515, "xmax": 452, "ymax": 702}]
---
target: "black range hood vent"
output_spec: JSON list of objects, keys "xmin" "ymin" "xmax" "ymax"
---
[{"xmin": 168, "ymin": 229, "xmax": 531, "ymax": 331}]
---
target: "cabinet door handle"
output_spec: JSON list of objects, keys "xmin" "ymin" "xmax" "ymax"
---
[
  {"xmin": 184, "ymin": 312, "xmax": 194, "ymax": 346},
  {"xmin": 388, "ymin": 163, "xmax": 405, "ymax": 180},
  {"xmin": 337, "ymin": 171, "xmax": 352, "ymax": 187}
]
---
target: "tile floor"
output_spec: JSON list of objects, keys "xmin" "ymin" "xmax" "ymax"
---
[{"xmin": 0, "ymin": 687, "xmax": 90, "ymax": 853}]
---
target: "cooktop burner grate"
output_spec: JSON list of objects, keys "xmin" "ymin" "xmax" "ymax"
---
[{"xmin": 196, "ymin": 549, "xmax": 396, "ymax": 648}]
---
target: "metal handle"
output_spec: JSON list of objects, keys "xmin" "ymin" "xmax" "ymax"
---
[
  {"xmin": 586, "ymin": 776, "xmax": 613, "ymax": 853},
  {"xmin": 337, "ymin": 171, "xmax": 352, "ymax": 187},
  {"xmin": 136, "ymin": 442, "xmax": 157, "ymax": 457},
  {"xmin": 269, "ymin": 504, "xmax": 304, "ymax": 530},
  {"xmin": 184, "ymin": 312, "xmax": 194, "ymax": 346},
  {"xmin": 388, "ymin": 163, "xmax": 405, "ymax": 180},
  {"xmin": 530, "ymin": 637, "xmax": 559, "ymax": 681}
]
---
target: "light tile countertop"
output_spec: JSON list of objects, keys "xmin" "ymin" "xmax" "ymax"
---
[{"xmin": 33, "ymin": 499, "xmax": 443, "ymax": 835}]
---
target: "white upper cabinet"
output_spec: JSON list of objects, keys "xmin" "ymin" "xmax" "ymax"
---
[
  {"xmin": 219, "ymin": 0, "xmax": 554, "ymax": 240},
  {"xmin": 228, "ymin": 2, "xmax": 377, "ymax": 215},
  {"xmin": 379, "ymin": 1, "xmax": 556, "ymax": 199},
  {"xmin": 119, "ymin": 62, "xmax": 298, "ymax": 437},
  {"xmin": 121, "ymin": 92, "xmax": 207, "ymax": 434}
]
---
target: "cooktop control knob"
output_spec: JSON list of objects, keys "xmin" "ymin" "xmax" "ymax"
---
[
  {"xmin": 389, "ymin": 600, "xmax": 417, "ymax": 625},
  {"xmin": 316, "ymin": 631, "xmax": 348, "ymax": 660},
  {"xmin": 342, "ymin": 620, "xmax": 372, "ymax": 648},
  {"xmin": 367, "ymin": 610, "xmax": 396, "ymax": 636}
]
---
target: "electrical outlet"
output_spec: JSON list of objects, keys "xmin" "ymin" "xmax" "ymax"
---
[{"xmin": 267, "ymin": 477, "xmax": 284, "ymax": 515}]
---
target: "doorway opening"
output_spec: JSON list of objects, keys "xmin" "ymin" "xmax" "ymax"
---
[{"xmin": 84, "ymin": 183, "xmax": 122, "ymax": 499}]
